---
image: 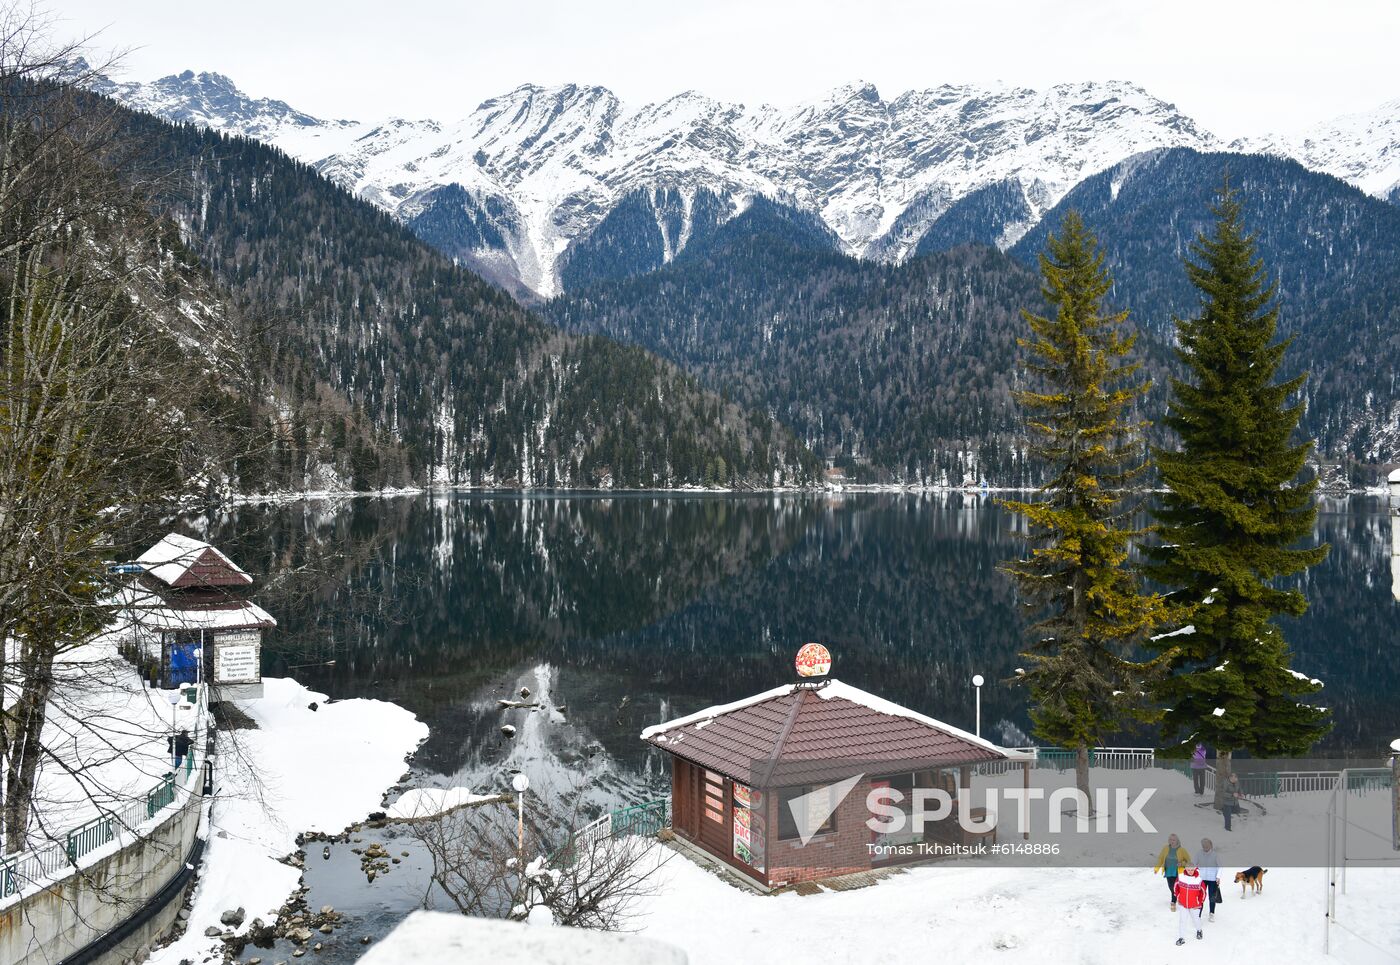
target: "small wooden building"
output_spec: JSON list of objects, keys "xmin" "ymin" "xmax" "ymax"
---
[
  {"xmin": 126, "ymin": 533, "xmax": 275, "ymax": 701},
  {"xmin": 643, "ymin": 678, "xmax": 1029, "ymax": 888}
]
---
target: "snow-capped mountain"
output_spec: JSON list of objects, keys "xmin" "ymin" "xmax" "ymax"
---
[
  {"xmin": 88, "ymin": 65, "xmax": 1399, "ymax": 297},
  {"xmin": 1235, "ymin": 99, "xmax": 1400, "ymax": 204}
]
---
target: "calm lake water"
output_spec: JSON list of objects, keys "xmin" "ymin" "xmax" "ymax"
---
[
  {"xmin": 192, "ymin": 492, "xmax": 1398, "ymax": 959},
  {"xmin": 199, "ymin": 493, "xmax": 1398, "ymax": 781}
]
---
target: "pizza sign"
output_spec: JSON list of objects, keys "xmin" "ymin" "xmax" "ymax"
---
[{"xmin": 795, "ymin": 642, "xmax": 832, "ymax": 678}]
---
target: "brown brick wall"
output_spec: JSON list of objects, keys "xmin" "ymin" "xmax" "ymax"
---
[{"xmin": 765, "ymin": 777, "xmax": 876, "ymax": 887}]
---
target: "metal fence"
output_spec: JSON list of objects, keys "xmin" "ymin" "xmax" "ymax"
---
[
  {"xmin": 0, "ymin": 720, "xmax": 206, "ymax": 902},
  {"xmin": 551, "ymin": 798, "xmax": 671, "ymax": 869},
  {"xmin": 610, "ymin": 798, "xmax": 670, "ymax": 837},
  {"xmin": 977, "ymin": 746, "xmax": 1156, "ymax": 775}
]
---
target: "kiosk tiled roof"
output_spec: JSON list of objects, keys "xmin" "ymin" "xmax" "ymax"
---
[{"xmin": 642, "ymin": 679, "xmax": 1027, "ymax": 785}]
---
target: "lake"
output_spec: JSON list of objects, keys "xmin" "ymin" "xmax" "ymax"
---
[{"xmin": 198, "ymin": 492, "xmax": 1398, "ymax": 814}]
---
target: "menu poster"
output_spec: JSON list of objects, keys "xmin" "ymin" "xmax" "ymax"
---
[
  {"xmin": 733, "ymin": 805, "xmax": 752, "ymax": 845},
  {"xmin": 731, "ymin": 786, "xmax": 766, "ymax": 872}
]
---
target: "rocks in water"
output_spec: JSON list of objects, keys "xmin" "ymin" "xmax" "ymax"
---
[
  {"xmin": 360, "ymin": 937, "xmax": 372, "ymax": 945},
  {"xmin": 319, "ymin": 905, "xmax": 335, "ymax": 916},
  {"xmin": 500, "ymin": 724, "xmax": 517, "ymax": 738},
  {"xmin": 322, "ymin": 846, "xmax": 331, "ymax": 860},
  {"xmin": 519, "ymin": 686, "xmax": 531, "ymax": 698},
  {"xmin": 287, "ymin": 926, "xmax": 314, "ymax": 943}
]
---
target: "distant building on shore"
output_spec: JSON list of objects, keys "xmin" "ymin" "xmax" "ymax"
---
[{"xmin": 121, "ymin": 533, "xmax": 274, "ymax": 701}]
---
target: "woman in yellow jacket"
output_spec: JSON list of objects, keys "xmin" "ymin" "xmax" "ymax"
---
[{"xmin": 1153, "ymin": 833, "xmax": 1191, "ymax": 910}]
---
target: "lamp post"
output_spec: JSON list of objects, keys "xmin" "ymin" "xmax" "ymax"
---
[
  {"xmin": 1388, "ymin": 469, "xmax": 1400, "ymax": 602},
  {"xmin": 511, "ymin": 772, "xmax": 530, "ymax": 856},
  {"xmin": 1390, "ymin": 738, "xmax": 1399, "ymax": 852},
  {"xmin": 972, "ymin": 674, "xmax": 984, "ymax": 738}
]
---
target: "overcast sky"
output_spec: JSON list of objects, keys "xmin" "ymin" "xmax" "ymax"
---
[{"xmin": 51, "ymin": 0, "xmax": 1400, "ymax": 139}]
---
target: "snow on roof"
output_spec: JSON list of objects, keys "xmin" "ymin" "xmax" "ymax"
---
[
  {"xmin": 136, "ymin": 533, "xmax": 252, "ymax": 587},
  {"xmin": 360, "ymin": 911, "xmax": 687, "ymax": 965},
  {"xmin": 815, "ymin": 679, "xmax": 1031, "ymax": 759},
  {"xmin": 115, "ymin": 585, "xmax": 276, "ymax": 630},
  {"xmin": 640, "ymin": 683, "xmax": 793, "ymax": 740},
  {"xmin": 641, "ymin": 678, "xmax": 1029, "ymax": 761},
  {"xmin": 1389, "ymin": 467, "xmax": 1400, "ymax": 483}
]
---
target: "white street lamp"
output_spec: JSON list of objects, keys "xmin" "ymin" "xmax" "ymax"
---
[
  {"xmin": 1389, "ymin": 469, "xmax": 1400, "ymax": 602},
  {"xmin": 972, "ymin": 674, "xmax": 985, "ymax": 738},
  {"xmin": 511, "ymin": 773, "xmax": 530, "ymax": 856}
]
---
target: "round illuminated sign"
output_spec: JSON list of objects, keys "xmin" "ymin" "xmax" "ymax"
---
[
  {"xmin": 795, "ymin": 643, "xmax": 832, "ymax": 678},
  {"xmin": 511, "ymin": 773, "xmax": 530, "ymax": 793}
]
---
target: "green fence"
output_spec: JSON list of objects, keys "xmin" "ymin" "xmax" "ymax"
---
[{"xmin": 610, "ymin": 798, "xmax": 670, "ymax": 838}]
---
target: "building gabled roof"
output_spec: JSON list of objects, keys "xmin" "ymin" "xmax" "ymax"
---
[
  {"xmin": 642, "ymin": 679, "xmax": 1028, "ymax": 786},
  {"xmin": 136, "ymin": 533, "xmax": 253, "ymax": 589},
  {"xmin": 114, "ymin": 586, "xmax": 277, "ymax": 632}
]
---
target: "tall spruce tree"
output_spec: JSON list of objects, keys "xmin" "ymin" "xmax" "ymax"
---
[
  {"xmin": 1146, "ymin": 181, "xmax": 1331, "ymax": 799},
  {"xmin": 1001, "ymin": 211, "xmax": 1166, "ymax": 809}
]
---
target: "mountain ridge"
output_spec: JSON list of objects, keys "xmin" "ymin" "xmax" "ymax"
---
[{"xmin": 87, "ymin": 66, "xmax": 1258, "ymax": 297}]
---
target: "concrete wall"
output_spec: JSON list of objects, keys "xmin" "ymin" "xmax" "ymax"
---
[{"xmin": 0, "ymin": 792, "xmax": 202, "ymax": 965}]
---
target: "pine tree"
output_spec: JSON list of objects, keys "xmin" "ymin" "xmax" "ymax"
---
[
  {"xmin": 1001, "ymin": 211, "xmax": 1166, "ymax": 809},
  {"xmin": 1146, "ymin": 180, "xmax": 1331, "ymax": 798}
]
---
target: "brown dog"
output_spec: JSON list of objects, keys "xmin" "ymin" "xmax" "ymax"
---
[{"xmin": 1234, "ymin": 866, "xmax": 1267, "ymax": 897}]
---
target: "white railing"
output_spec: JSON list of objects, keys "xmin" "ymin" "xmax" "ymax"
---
[
  {"xmin": 1277, "ymin": 770, "xmax": 1343, "ymax": 794},
  {"xmin": 1092, "ymin": 747, "xmax": 1157, "ymax": 770},
  {"xmin": 975, "ymin": 746, "xmax": 1156, "ymax": 776}
]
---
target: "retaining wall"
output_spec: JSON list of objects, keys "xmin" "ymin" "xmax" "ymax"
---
[{"xmin": 0, "ymin": 793, "xmax": 203, "ymax": 965}]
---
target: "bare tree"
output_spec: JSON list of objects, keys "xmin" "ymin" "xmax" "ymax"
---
[
  {"xmin": 403, "ymin": 797, "xmax": 669, "ymax": 931},
  {"xmin": 0, "ymin": 6, "xmax": 259, "ymax": 855}
]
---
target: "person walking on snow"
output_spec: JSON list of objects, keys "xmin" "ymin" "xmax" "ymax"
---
[
  {"xmin": 1153, "ymin": 833, "xmax": 1190, "ymax": 910},
  {"xmin": 1222, "ymin": 773, "xmax": 1248, "ymax": 831},
  {"xmin": 1198, "ymin": 838, "xmax": 1222, "ymax": 921},
  {"xmin": 1173, "ymin": 865, "xmax": 1206, "ymax": 945},
  {"xmin": 1190, "ymin": 743, "xmax": 1208, "ymax": 796},
  {"xmin": 168, "ymin": 729, "xmax": 192, "ymax": 770}
]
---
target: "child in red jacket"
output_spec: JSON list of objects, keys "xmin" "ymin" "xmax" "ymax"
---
[{"xmin": 1174, "ymin": 866, "xmax": 1206, "ymax": 945}]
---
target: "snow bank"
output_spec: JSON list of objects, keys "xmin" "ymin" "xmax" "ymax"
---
[
  {"xmin": 360, "ymin": 911, "xmax": 687, "ymax": 965},
  {"xmin": 149, "ymin": 678, "xmax": 427, "ymax": 963},
  {"xmin": 387, "ymin": 786, "xmax": 501, "ymax": 820}
]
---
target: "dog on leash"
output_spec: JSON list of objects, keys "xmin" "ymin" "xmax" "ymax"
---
[{"xmin": 1234, "ymin": 866, "xmax": 1267, "ymax": 897}]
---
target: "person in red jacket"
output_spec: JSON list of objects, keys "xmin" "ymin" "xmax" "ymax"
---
[{"xmin": 1173, "ymin": 865, "xmax": 1206, "ymax": 945}]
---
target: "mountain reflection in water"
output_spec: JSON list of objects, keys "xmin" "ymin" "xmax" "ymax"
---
[{"xmin": 192, "ymin": 493, "xmax": 1399, "ymax": 811}]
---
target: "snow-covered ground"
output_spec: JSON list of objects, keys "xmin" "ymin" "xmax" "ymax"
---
[
  {"xmin": 630, "ymin": 764, "xmax": 1400, "ymax": 963},
  {"xmin": 149, "ymin": 678, "xmax": 427, "ymax": 964},
  {"xmin": 636, "ymin": 851, "xmax": 1399, "ymax": 964},
  {"xmin": 11, "ymin": 633, "xmax": 188, "ymax": 844}
]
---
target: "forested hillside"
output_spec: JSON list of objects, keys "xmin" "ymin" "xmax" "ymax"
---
[
  {"xmin": 547, "ymin": 200, "xmax": 1041, "ymax": 485},
  {"xmin": 549, "ymin": 149, "xmax": 1400, "ymax": 484},
  {"xmin": 1011, "ymin": 149, "xmax": 1400, "ymax": 468},
  {"xmin": 106, "ymin": 103, "xmax": 817, "ymax": 490}
]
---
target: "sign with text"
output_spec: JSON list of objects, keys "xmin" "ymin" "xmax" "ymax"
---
[{"xmin": 213, "ymin": 631, "xmax": 261, "ymax": 684}]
